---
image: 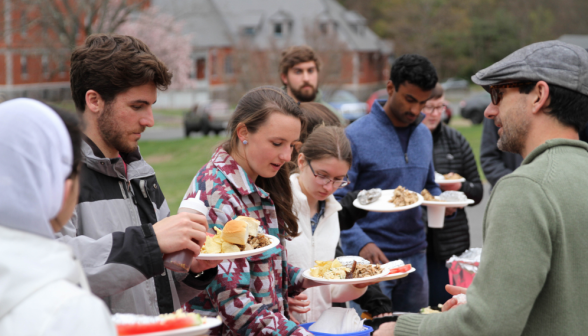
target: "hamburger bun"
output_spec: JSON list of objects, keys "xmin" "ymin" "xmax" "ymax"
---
[
  {"xmin": 221, "ymin": 219, "xmax": 248, "ymax": 245},
  {"xmin": 236, "ymin": 216, "xmax": 260, "ymax": 237}
]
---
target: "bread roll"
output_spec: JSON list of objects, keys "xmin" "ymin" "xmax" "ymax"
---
[
  {"xmin": 236, "ymin": 216, "xmax": 260, "ymax": 237},
  {"xmin": 221, "ymin": 219, "xmax": 248, "ymax": 245}
]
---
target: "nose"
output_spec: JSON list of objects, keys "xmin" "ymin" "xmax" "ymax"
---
[
  {"xmin": 323, "ymin": 182, "xmax": 334, "ymax": 193},
  {"xmin": 279, "ymin": 146, "xmax": 292, "ymax": 161},
  {"xmin": 140, "ymin": 107, "xmax": 155, "ymax": 128},
  {"xmin": 411, "ymin": 104, "xmax": 421, "ymax": 115},
  {"xmin": 484, "ymin": 103, "xmax": 497, "ymax": 120},
  {"xmin": 302, "ymin": 71, "xmax": 310, "ymax": 82}
]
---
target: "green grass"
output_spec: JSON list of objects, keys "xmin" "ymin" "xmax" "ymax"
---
[
  {"xmin": 450, "ymin": 118, "xmax": 485, "ymax": 181},
  {"xmin": 139, "ymin": 135, "xmax": 228, "ymax": 215}
]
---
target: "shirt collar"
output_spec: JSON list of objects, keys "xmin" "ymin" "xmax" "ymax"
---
[{"xmin": 211, "ymin": 147, "xmax": 270, "ymax": 198}]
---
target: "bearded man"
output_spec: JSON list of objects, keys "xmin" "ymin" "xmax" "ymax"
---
[
  {"xmin": 56, "ymin": 34, "xmax": 219, "ymax": 315},
  {"xmin": 279, "ymin": 45, "xmax": 343, "ymax": 122}
]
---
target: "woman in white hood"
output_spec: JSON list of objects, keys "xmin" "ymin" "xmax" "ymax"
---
[{"xmin": 0, "ymin": 98, "xmax": 116, "ymax": 335}]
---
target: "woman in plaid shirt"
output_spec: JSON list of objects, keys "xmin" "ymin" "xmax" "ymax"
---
[{"xmin": 181, "ymin": 86, "xmax": 321, "ymax": 336}]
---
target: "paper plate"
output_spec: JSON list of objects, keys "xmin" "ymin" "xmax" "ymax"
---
[
  {"xmin": 302, "ymin": 267, "xmax": 389, "ymax": 285},
  {"xmin": 353, "ymin": 189, "xmax": 423, "ymax": 213},
  {"xmin": 435, "ymin": 177, "xmax": 466, "ymax": 184},
  {"xmin": 379, "ymin": 267, "xmax": 416, "ymax": 281},
  {"xmin": 421, "ymin": 198, "xmax": 475, "ymax": 207},
  {"xmin": 122, "ymin": 317, "xmax": 223, "ymax": 336},
  {"xmin": 195, "ymin": 235, "xmax": 280, "ymax": 260}
]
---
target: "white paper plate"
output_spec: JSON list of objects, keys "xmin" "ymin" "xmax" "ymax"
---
[
  {"xmin": 122, "ymin": 317, "xmax": 223, "ymax": 336},
  {"xmin": 195, "ymin": 235, "xmax": 280, "ymax": 260},
  {"xmin": 379, "ymin": 267, "xmax": 416, "ymax": 281},
  {"xmin": 353, "ymin": 189, "xmax": 423, "ymax": 213},
  {"xmin": 435, "ymin": 177, "xmax": 466, "ymax": 184},
  {"xmin": 302, "ymin": 267, "xmax": 389, "ymax": 285},
  {"xmin": 421, "ymin": 198, "xmax": 475, "ymax": 207}
]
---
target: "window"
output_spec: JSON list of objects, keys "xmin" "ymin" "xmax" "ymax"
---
[
  {"xmin": 196, "ymin": 58, "xmax": 206, "ymax": 80},
  {"xmin": 42, "ymin": 55, "xmax": 49, "ymax": 77},
  {"xmin": 210, "ymin": 51, "xmax": 217, "ymax": 77},
  {"xmin": 242, "ymin": 27, "xmax": 256, "ymax": 36},
  {"xmin": 224, "ymin": 55, "xmax": 233, "ymax": 75},
  {"xmin": 20, "ymin": 55, "xmax": 28, "ymax": 78},
  {"xmin": 274, "ymin": 23, "xmax": 283, "ymax": 37},
  {"xmin": 20, "ymin": 11, "xmax": 27, "ymax": 36}
]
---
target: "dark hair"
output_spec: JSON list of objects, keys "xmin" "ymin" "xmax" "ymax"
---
[
  {"xmin": 299, "ymin": 102, "xmax": 341, "ymax": 141},
  {"xmin": 224, "ymin": 86, "xmax": 306, "ymax": 238},
  {"xmin": 429, "ymin": 83, "xmax": 444, "ymax": 100},
  {"xmin": 279, "ymin": 46, "xmax": 321, "ymax": 81},
  {"xmin": 390, "ymin": 54, "xmax": 438, "ymax": 91},
  {"xmin": 520, "ymin": 82, "xmax": 588, "ymax": 132},
  {"xmin": 300, "ymin": 126, "xmax": 352, "ymax": 168},
  {"xmin": 70, "ymin": 34, "xmax": 172, "ymax": 112},
  {"xmin": 49, "ymin": 106, "xmax": 83, "ymax": 178}
]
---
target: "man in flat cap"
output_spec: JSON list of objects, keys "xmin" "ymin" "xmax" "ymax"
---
[{"xmin": 375, "ymin": 40, "xmax": 588, "ymax": 336}]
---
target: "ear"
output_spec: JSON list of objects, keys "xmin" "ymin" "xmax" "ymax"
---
[
  {"xmin": 236, "ymin": 122, "xmax": 249, "ymax": 143},
  {"xmin": 280, "ymin": 73, "xmax": 288, "ymax": 86},
  {"xmin": 386, "ymin": 80, "xmax": 395, "ymax": 97},
  {"xmin": 85, "ymin": 89, "xmax": 104, "ymax": 115},
  {"xmin": 532, "ymin": 81, "xmax": 550, "ymax": 115},
  {"xmin": 297, "ymin": 153, "xmax": 306, "ymax": 168}
]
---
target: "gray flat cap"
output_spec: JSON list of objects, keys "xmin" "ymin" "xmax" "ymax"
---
[{"xmin": 472, "ymin": 40, "xmax": 588, "ymax": 96}]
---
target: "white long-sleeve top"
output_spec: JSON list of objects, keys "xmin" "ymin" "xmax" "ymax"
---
[{"xmin": 286, "ymin": 174, "xmax": 367, "ymax": 323}]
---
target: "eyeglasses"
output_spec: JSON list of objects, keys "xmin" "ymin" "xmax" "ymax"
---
[
  {"xmin": 489, "ymin": 82, "xmax": 536, "ymax": 105},
  {"xmin": 422, "ymin": 105, "xmax": 447, "ymax": 114},
  {"xmin": 307, "ymin": 160, "xmax": 350, "ymax": 188}
]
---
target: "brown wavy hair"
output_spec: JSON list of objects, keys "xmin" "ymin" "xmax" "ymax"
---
[
  {"xmin": 224, "ymin": 86, "xmax": 306, "ymax": 238},
  {"xmin": 299, "ymin": 126, "xmax": 352, "ymax": 168},
  {"xmin": 70, "ymin": 34, "xmax": 172, "ymax": 112}
]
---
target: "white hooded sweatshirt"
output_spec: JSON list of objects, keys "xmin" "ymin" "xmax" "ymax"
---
[
  {"xmin": 0, "ymin": 98, "xmax": 116, "ymax": 336},
  {"xmin": 286, "ymin": 174, "xmax": 366, "ymax": 323}
]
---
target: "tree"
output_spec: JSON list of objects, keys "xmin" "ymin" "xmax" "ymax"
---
[{"xmin": 116, "ymin": 7, "xmax": 196, "ymax": 89}]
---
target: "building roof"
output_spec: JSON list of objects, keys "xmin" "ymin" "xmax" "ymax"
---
[
  {"xmin": 152, "ymin": 0, "xmax": 388, "ymax": 52},
  {"xmin": 558, "ymin": 34, "xmax": 588, "ymax": 50}
]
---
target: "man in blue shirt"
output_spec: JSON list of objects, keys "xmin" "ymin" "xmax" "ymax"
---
[{"xmin": 335, "ymin": 54, "xmax": 445, "ymax": 312}]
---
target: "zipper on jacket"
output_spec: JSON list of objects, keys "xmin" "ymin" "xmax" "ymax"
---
[
  {"xmin": 127, "ymin": 181, "xmax": 137, "ymax": 205},
  {"xmin": 404, "ymin": 153, "xmax": 409, "ymax": 163}
]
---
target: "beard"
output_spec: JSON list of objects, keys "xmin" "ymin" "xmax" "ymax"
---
[
  {"xmin": 97, "ymin": 103, "xmax": 144, "ymax": 154},
  {"xmin": 496, "ymin": 107, "xmax": 529, "ymax": 155},
  {"xmin": 289, "ymin": 83, "xmax": 317, "ymax": 102}
]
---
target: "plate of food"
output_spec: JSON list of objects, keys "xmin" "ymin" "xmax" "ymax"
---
[
  {"xmin": 353, "ymin": 186, "xmax": 423, "ymax": 213},
  {"xmin": 379, "ymin": 261, "xmax": 416, "ymax": 281},
  {"xmin": 420, "ymin": 190, "xmax": 475, "ymax": 207},
  {"xmin": 302, "ymin": 256, "xmax": 389, "ymax": 285},
  {"xmin": 435, "ymin": 172, "xmax": 466, "ymax": 184},
  {"xmin": 196, "ymin": 216, "xmax": 279, "ymax": 260},
  {"xmin": 112, "ymin": 309, "xmax": 222, "ymax": 336}
]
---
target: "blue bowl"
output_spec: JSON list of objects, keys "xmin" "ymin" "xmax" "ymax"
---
[{"xmin": 300, "ymin": 322, "xmax": 373, "ymax": 336}]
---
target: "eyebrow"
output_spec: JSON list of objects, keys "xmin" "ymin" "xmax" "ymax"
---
[
  {"xmin": 130, "ymin": 100, "xmax": 155, "ymax": 105},
  {"xmin": 316, "ymin": 169, "xmax": 346, "ymax": 179}
]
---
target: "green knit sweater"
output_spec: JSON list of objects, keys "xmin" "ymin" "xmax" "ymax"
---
[{"xmin": 396, "ymin": 139, "xmax": 588, "ymax": 336}]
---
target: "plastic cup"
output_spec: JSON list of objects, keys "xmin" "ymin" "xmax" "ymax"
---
[
  {"xmin": 163, "ymin": 191, "xmax": 208, "ymax": 273},
  {"xmin": 426, "ymin": 204, "xmax": 445, "ymax": 228}
]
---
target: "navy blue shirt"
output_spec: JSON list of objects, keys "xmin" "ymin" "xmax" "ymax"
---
[{"xmin": 395, "ymin": 125, "xmax": 412, "ymax": 154}]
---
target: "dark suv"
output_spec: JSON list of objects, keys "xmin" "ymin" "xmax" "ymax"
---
[{"xmin": 183, "ymin": 100, "xmax": 232, "ymax": 137}]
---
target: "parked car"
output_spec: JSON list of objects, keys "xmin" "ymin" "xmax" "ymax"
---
[
  {"xmin": 184, "ymin": 100, "xmax": 232, "ymax": 137},
  {"xmin": 441, "ymin": 78, "xmax": 470, "ymax": 92},
  {"xmin": 328, "ymin": 90, "xmax": 368, "ymax": 123},
  {"xmin": 459, "ymin": 92, "xmax": 492, "ymax": 124},
  {"xmin": 365, "ymin": 88, "xmax": 388, "ymax": 112}
]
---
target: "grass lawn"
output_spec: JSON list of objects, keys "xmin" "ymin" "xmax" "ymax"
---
[{"xmin": 139, "ymin": 135, "xmax": 227, "ymax": 215}]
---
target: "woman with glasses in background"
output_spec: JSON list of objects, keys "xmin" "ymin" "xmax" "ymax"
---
[
  {"xmin": 421, "ymin": 83, "xmax": 484, "ymax": 307},
  {"xmin": 285, "ymin": 125, "xmax": 369, "ymax": 325}
]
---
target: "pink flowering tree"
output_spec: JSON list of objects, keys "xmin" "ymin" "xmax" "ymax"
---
[{"xmin": 116, "ymin": 7, "xmax": 196, "ymax": 89}]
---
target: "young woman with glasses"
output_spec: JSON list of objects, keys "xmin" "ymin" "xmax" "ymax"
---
[{"xmin": 285, "ymin": 125, "xmax": 369, "ymax": 324}]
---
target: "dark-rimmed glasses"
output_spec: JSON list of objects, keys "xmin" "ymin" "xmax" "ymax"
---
[
  {"xmin": 422, "ymin": 105, "xmax": 447, "ymax": 114},
  {"xmin": 489, "ymin": 82, "xmax": 536, "ymax": 105},
  {"xmin": 307, "ymin": 160, "xmax": 350, "ymax": 188}
]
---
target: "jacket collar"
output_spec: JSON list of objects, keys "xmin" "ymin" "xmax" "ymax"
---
[
  {"xmin": 82, "ymin": 138, "xmax": 154, "ymax": 180},
  {"xmin": 211, "ymin": 147, "xmax": 270, "ymax": 199},
  {"xmin": 371, "ymin": 99, "xmax": 425, "ymax": 129},
  {"xmin": 289, "ymin": 173, "xmax": 342, "ymax": 220},
  {"xmin": 523, "ymin": 138, "xmax": 588, "ymax": 165}
]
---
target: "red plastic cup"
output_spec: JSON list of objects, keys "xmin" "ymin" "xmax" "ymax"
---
[{"xmin": 163, "ymin": 191, "xmax": 208, "ymax": 273}]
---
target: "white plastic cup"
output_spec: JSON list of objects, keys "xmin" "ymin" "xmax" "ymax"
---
[
  {"xmin": 163, "ymin": 190, "xmax": 208, "ymax": 273},
  {"xmin": 426, "ymin": 205, "xmax": 445, "ymax": 228}
]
